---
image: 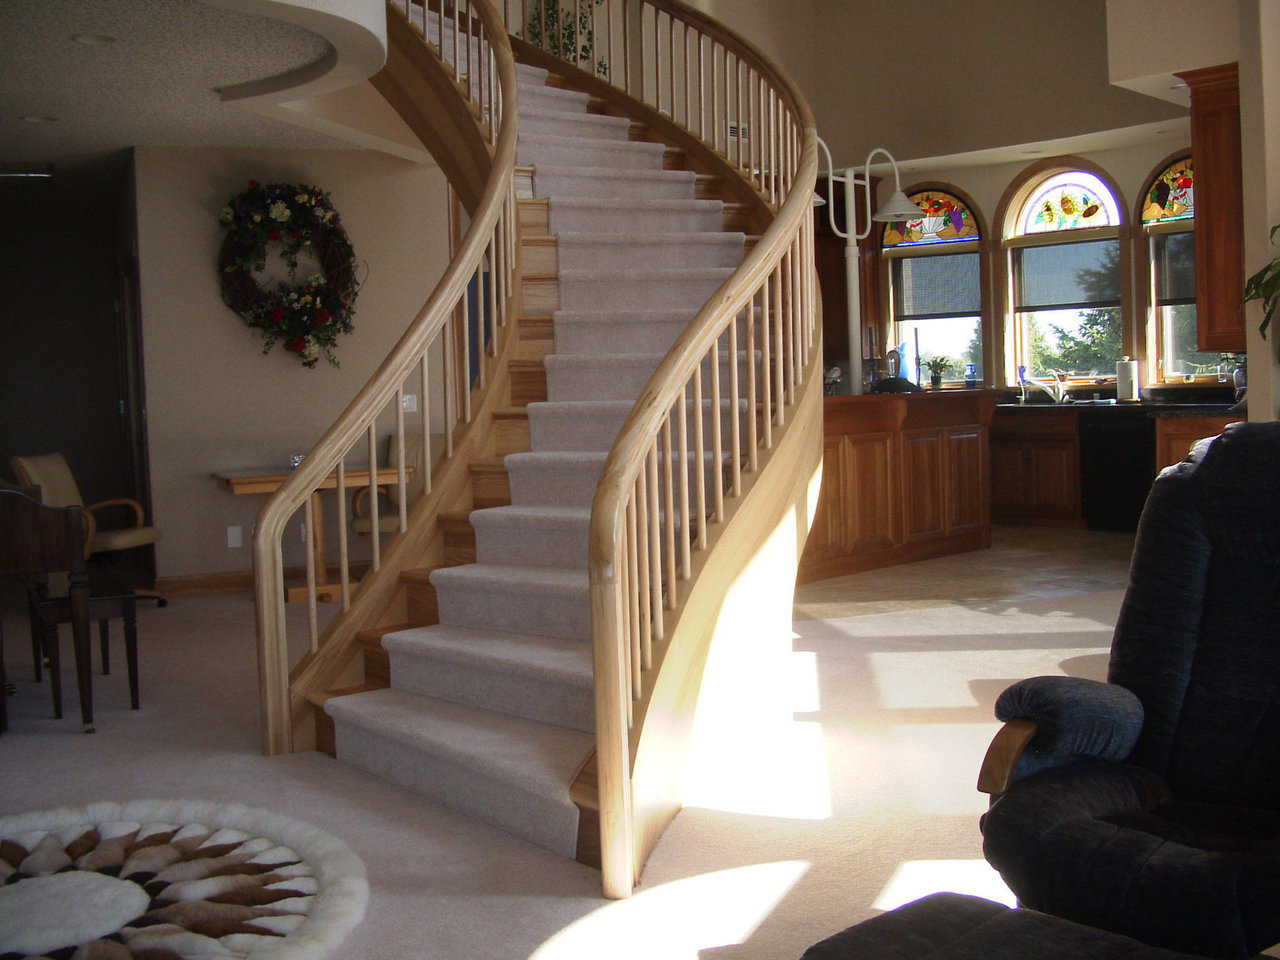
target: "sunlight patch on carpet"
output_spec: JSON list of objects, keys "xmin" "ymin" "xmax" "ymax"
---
[
  {"xmin": 873, "ymin": 859, "xmax": 1016, "ymax": 912},
  {"xmin": 531, "ymin": 861, "xmax": 809, "ymax": 959},
  {"xmin": 0, "ymin": 800, "xmax": 367, "ymax": 959}
]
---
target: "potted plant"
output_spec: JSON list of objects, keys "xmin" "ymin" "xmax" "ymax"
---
[
  {"xmin": 922, "ymin": 356, "xmax": 951, "ymax": 389},
  {"xmin": 1243, "ymin": 221, "xmax": 1280, "ymax": 338}
]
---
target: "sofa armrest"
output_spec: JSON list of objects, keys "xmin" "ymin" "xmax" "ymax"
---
[{"xmin": 985, "ymin": 676, "xmax": 1144, "ymax": 790}]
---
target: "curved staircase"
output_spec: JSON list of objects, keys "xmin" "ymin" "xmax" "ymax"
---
[{"xmin": 253, "ymin": 0, "xmax": 819, "ymax": 898}]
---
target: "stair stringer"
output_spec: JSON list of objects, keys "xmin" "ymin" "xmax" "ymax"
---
[{"xmin": 626, "ymin": 346, "xmax": 824, "ymax": 876}]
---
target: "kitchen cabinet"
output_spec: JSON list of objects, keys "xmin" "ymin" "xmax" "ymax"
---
[
  {"xmin": 799, "ymin": 391, "xmax": 996, "ymax": 583},
  {"xmin": 990, "ymin": 409, "xmax": 1084, "ymax": 527},
  {"xmin": 1155, "ymin": 415, "xmax": 1244, "ymax": 473}
]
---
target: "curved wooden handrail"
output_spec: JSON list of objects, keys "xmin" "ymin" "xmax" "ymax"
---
[{"xmin": 253, "ymin": 0, "xmax": 518, "ymax": 756}]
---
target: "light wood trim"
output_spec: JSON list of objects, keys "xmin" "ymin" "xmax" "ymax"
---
[
  {"xmin": 977, "ymin": 718, "xmax": 1038, "ymax": 795},
  {"xmin": 253, "ymin": 0, "xmax": 517, "ymax": 756},
  {"xmin": 1133, "ymin": 147, "xmax": 1195, "ymax": 385}
]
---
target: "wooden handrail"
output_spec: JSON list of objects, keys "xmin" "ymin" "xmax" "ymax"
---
[{"xmin": 253, "ymin": 0, "xmax": 518, "ymax": 756}]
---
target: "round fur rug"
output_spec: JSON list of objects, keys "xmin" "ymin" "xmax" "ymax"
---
[{"xmin": 0, "ymin": 800, "xmax": 368, "ymax": 960}]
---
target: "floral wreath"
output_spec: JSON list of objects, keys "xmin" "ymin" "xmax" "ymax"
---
[{"xmin": 218, "ymin": 180, "xmax": 361, "ymax": 368}]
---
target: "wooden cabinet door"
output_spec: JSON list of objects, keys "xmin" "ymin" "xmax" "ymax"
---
[
  {"xmin": 845, "ymin": 433, "xmax": 896, "ymax": 552},
  {"xmin": 945, "ymin": 426, "xmax": 985, "ymax": 534},
  {"xmin": 990, "ymin": 439, "xmax": 1027, "ymax": 514},
  {"xmin": 1027, "ymin": 440, "xmax": 1080, "ymax": 518},
  {"xmin": 804, "ymin": 435, "xmax": 849, "ymax": 563},
  {"xmin": 902, "ymin": 428, "xmax": 945, "ymax": 541},
  {"xmin": 1155, "ymin": 416, "xmax": 1243, "ymax": 473}
]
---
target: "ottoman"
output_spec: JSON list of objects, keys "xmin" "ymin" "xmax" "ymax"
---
[{"xmin": 802, "ymin": 893, "xmax": 1211, "ymax": 959}]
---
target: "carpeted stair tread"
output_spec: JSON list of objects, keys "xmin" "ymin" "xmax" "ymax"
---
[
  {"xmin": 384, "ymin": 624, "xmax": 592, "ymax": 689},
  {"xmin": 517, "ymin": 132, "xmax": 666, "ymax": 170},
  {"xmin": 517, "ymin": 82, "xmax": 592, "ymax": 112},
  {"xmin": 520, "ymin": 107, "xmax": 633, "ymax": 140},
  {"xmin": 382, "ymin": 624, "xmax": 594, "ymax": 731},
  {"xmin": 557, "ymin": 231, "xmax": 743, "ymax": 247},
  {"xmin": 325, "ymin": 688, "xmax": 591, "ymax": 856},
  {"xmin": 430, "ymin": 563, "xmax": 592, "ymax": 640},
  {"xmin": 431, "ymin": 562, "xmax": 588, "ymax": 594},
  {"xmin": 469, "ymin": 504, "xmax": 592, "ymax": 568},
  {"xmin": 550, "ymin": 196, "xmax": 723, "ymax": 214},
  {"xmin": 561, "ymin": 266, "xmax": 735, "ymax": 282},
  {"xmin": 534, "ymin": 164, "xmax": 696, "ymax": 184},
  {"xmin": 516, "ymin": 63, "xmax": 550, "ymax": 83}
]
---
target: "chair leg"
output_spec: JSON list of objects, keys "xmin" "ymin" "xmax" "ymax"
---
[
  {"xmin": 43, "ymin": 622, "xmax": 62, "ymax": 720},
  {"xmin": 99, "ymin": 619, "xmax": 111, "ymax": 675},
  {"xmin": 123, "ymin": 598, "xmax": 139, "ymax": 710},
  {"xmin": 69, "ymin": 588, "xmax": 93, "ymax": 734},
  {"xmin": 28, "ymin": 594, "xmax": 42, "ymax": 683}
]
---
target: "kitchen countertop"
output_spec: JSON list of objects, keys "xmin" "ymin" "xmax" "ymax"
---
[{"xmin": 995, "ymin": 402, "xmax": 1242, "ymax": 418}]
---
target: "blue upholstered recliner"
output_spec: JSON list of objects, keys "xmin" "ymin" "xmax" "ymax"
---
[{"xmin": 977, "ymin": 421, "xmax": 1280, "ymax": 959}]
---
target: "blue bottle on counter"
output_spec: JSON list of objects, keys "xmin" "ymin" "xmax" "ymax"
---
[{"xmin": 964, "ymin": 362, "xmax": 978, "ymax": 389}]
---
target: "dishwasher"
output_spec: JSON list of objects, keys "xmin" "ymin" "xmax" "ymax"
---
[{"xmin": 1078, "ymin": 408, "xmax": 1155, "ymax": 531}]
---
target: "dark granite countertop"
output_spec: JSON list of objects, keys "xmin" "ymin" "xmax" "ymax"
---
[{"xmin": 995, "ymin": 402, "xmax": 1242, "ymax": 418}]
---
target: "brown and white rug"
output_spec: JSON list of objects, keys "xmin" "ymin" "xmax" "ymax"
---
[{"xmin": 0, "ymin": 800, "xmax": 367, "ymax": 959}]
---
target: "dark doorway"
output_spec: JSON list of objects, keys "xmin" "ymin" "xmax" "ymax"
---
[{"xmin": 0, "ymin": 152, "xmax": 153, "ymax": 584}]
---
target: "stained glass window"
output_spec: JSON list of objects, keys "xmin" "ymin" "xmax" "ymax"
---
[
  {"xmin": 1142, "ymin": 157, "xmax": 1194, "ymax": 224},
  {"xmin": 882, "ymin": 190, "xmax": 980, "ymax": 247},
  {"xmin": 1015, "ymin": 171, "xmax": 1120, "ymax": 235}
]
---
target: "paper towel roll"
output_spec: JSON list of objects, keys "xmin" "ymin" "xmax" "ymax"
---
[{"xmin": 1116, "ymin": 358, "xmax": 1139, "ymax": 401}]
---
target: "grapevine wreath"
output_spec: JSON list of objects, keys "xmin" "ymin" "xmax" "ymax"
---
[{"xmin": 218, "ymin": 180, "xmax": 361, "ymax": 368}]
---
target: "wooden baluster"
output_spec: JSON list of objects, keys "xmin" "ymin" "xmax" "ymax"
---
[
  {"xmin": 522, "ymin": 0, "xmax": 527, "ymax": 40},
  {"xmin": 783, "ymin": 247, "xmax": 794, "ymax": 405},
  {"xmin": 452, "ymin": 0, "xmax": 459, "ymax": 79},
  {"xmin": 651, "ymin": 5, "xmax": 659, "ymax": 108},
  {"xmin": 645, "ymin": 446, "xmax": 662, "ymax": 644},
  {"xmin": 396, "ymin": 389, "xmax": 408, "ymax": 532},
  {"xmin": 773, "ymin": 265, "xmax": 785, "ymax": 425},
  {"xmin": 661, "ymin": 416, "xmax": 676, "ymax": 610},
  {"xmin": 697, "ymin": 30, "xmax": 705, "ymax": 141},
  {"xmin": 693, "ymin": 356, "xmax": 708, "ymax": 547},
  {"xmin": 676, "ymin": 388, "xmax": 691, "ymax": 580},
  {"xmin": 304, "ymin": 496, "xmax": 318, "ymax": 650},
  {"xmin": 722, "ymin": 47, "xmax": 729, "ymax": 157},
  {"xmin": 735, "ymin": 58, "xmax": 743, "ymax": 172},
  {"xmin": 575, "ymin": 0, "xmax": 582, "ymax": 66},
  {"xmin": 708, "ymin": 332, "xmax": 723, "ymax": 524},
  {"xmin": 746, "ymin": 289, "xmax": 758, "ymax": 470},
  {"xmin": 420, "ymin": 352, "xmax": 433, "ymax": 494},
  {"xmin": 606, "ymin": 0, "xmax": 614, "ymax": 86},
  {"xmin": 668, "ymin": 13, "xmax": 675, "ymax": 120},
  {"xmin": 461, "ymin": 271, "xmax": 472, "ymax": 423},
  {"xmin": 443, "ymin": 315, "xmax": 454, "ymax": 457},
  {"xmin": 626, "ymin": 496, "xmax": 641, "ymax": 697},
  {"xmin": 337, "ymin": 459, "xmax": 350, "ymax": 610},
  {"xmin": 636, "ymin": 463, "xmax": 653, "ymax": 650},
  {"xmin": 729, "ymin": 300, "xmax": 742, "ymax": 496},
  {"xmin": 487, "ymin": 235, "xmax": 498, "ymax": 364},
  {"xmin": 711, "ymin": 42, "xmax": 719, "ymax": 153},
  {"xmin": 769, "ymin": 87, "xmax": 777, "ymax": 206},
  {"xmin": 683, "ymin": 22, "xmax": 690, "ymax": 127},
  {"xmin": 368, "ymin": 422, "xmax": 381, "ymax": 570},
  {"xmin": 760, "ymin": 281, "xmax": 772, "ymax": 449}
]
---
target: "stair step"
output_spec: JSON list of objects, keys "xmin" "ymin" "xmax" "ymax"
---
[
  {"xmin": 440, "ymin": 510, "xmax": 477, "ymax": 564},
  {"xmin": 545, "ymin": 349, "xmax": 756, "ymax": 403},
  {"xmin": 516, "ymin": 62, "xmax": 550, "ymax": 84},
  {"xmin": 309, "ymin": 683, "xmax": 385, "ymax": 758},
  {"xmin": 519, "ymin": 107, "xmax": 633, "ymax": 142},
  {"xmin": 509, "ymin": 358, "xmax": 549, "ymax": 406},
  {"xmin": 549, "ymin": 196, "xmax": 724, "ymax": 234},
  {"xmin": 522, "ymin": 272, "xmax": 559, "ymax": 314},
  {"xmin": 383, "ymin": 623, "xmax": 593, "ymax": 732},
  {"xmin": 400, "ymin": 567, "xmax": 442, "ymax": 625},
  {"xmin": 557, "ymin": 232, "xmax": 744, "ymax": 271},
  {"xmin": 505, "ymin": 450, "xmax": 607, "ymax": 508},
  {"xmin": 489, "ymin": 406, "xmax": 531, "ymax": 455},
  {"xmin": 517, "ymin": 133, "xmax": 667, "ymax": 171},
  {"xmin": 326, "ymin": 688, "xmax": 592, "ymax": 857},
  {"xmin": 552, "ymin": 309, "xmax": 692, "ymax": 354},
  {"xmin": 518, "ymin": 198, "xmax": 550, "ymax": 233},
  {"xmin": 528, "ymin": 397, "xmax": 748, "ymax": 452},
  {"xmin": 469, "ymin": 457, "xmax": 512, "ymax": 507},
  {"xmin": 430, "ymin": 563, "xmax": 591, "ymax": 640},
  {"xmin": 470, "ymin": 504, "xmax": 591, "ymax": 568},
  {"xmin": 518, "ymin": 81, "xmax": 593, "ymax": 114},
  {"xmin": 532, "ymin": 164, "xmax": 698, "ymax": 201},
  {"xmin": 560, "ymin": 267, "xmax": 734, "ymax": 311}
]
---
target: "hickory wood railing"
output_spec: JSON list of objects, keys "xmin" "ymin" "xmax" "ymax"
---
[
  {"xmin": 498, "ymin": 0, "xmax": 819, "ymax": 897},
  {"xmin": 253, "ymin": 0, "xmax": 518, "ymax": 756}
]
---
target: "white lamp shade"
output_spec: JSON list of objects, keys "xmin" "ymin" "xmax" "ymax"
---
[{"xmin": 872, "ymin": 189, "xmax": 922, "ymax": 222}]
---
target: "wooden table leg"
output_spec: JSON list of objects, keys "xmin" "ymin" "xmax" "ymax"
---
[
  {"xmin": 69, "ymin": 571, "xmax": 94, "ymax": 733},
  {"xmin": 99, "ymin": 619, "xmax": 111, "ymax": 675},
  {"xmin": 124, "ymin": 596, "xmax": 139, "ymax": 710},
  {"xmin": 44, "ymin": 620, "xmax": 62, "ymax": 720}
]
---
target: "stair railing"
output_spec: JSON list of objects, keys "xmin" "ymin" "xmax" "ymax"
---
[
  {"xmin": 253, "ymin": 0, "xmax": 518, "ymax": 756},
  {"xmin": 499, "ymin": 0, "xmax": 818, "ymax": 898}
]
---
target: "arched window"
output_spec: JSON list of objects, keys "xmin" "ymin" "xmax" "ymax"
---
[
  {"xmin": 881, "ymin": 188, "xmax": 985, "ymax": 386},
  {"xmin": 1006, "ymin": 166, "xmax": 1126, "ymax": 380},
  {"xmin": 1139, "ymin": 156, "xmax": 1216, "ymax": 379}
]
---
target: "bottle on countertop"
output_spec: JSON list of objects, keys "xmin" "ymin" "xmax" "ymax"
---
[{"xmin": 964, "ymin": 362, "xmax": 977, "ymax": 389}]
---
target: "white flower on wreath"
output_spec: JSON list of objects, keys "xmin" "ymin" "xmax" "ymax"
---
[
  {"xmin": 219, "ymin": 206, "xmax": 234, "ymax": 224},
  {"xmin": 296, "ymin": 193, "xmax": 311, "ymax": 204},
  {"xmin": 318, "ymin": 209, "xmax": 334, "ymax": 223},
  {"xmin": 310, "ymin": 274, "xmax": 326, "ymax": 286},
  {"xmin": 270, "ymin": 201, "xmax": 292, "ymax": 222},
  {"xmin": 301, "ymin": 338, "xmax": 319, "ymax": 362}
]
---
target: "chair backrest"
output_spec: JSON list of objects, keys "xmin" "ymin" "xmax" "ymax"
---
[
  {"xmin": 1108, "ymin": 421, "xmax": 1280, "ymax": 808},
  {"xmin": 0, "ymin": 488, "xmax": 86, "ymax": 577},
  {"xmin": 11, "ymin": 453, "xmax": 84, "ymax": 510},
  {"xmin": 383, "ymin": 433, "xmax": 427, "ymax": 503}
]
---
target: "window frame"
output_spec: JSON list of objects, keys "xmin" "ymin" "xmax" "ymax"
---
[
  {"xmin": 1135, "ymin": 151, "xmax": 1213, "ymax": 385},
  {"xmin": 994, "ymin": 158, "xmax": 1133, "ymax": 387},
  {"xmin": 877, "ymin": 183, "xmax": 992, "ymax": 388}
]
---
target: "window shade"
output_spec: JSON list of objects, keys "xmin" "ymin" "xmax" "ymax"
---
[
  {"xmin": 1154, "ymin": 231, "xmax": 1196, "ymax": 304},
  {"xmin": 892, "ymin": 252, "xmax": 981, "ymax": 320},
  {"xmin": 1015, "ymin": 239, "xmax": 1121, "ymax": 310}
]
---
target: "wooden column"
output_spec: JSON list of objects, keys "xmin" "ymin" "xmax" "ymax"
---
[{"xmin": 1177, "ymin": 63, "xmax": 1245, "ymax": 353}]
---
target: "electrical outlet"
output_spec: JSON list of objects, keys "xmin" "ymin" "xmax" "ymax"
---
[
  {"xmin": 403, "ymin": 393, "xmax": 418, "ymax": 413},
  {"xmin": 226, "ymin": 524, "xmax": 243, "ymax": 549}
]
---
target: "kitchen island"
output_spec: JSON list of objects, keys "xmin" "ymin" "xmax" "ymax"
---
[{"xmin": 799, "ymin": 390, "xmax": 998, "ymax": 583}]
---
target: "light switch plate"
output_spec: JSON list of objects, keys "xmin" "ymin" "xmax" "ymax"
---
[
  {"xmin": 402, "ymin": 393, "xmax": 418, "ymax": 413},
  {"xmin": 227, "ymin": 524, "xmax": 243, "ymax": 549}
]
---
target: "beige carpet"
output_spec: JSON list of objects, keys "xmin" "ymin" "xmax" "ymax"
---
[{"xmin": 0, "ymin": 527, "xmax": 1135, "ymax": 958}]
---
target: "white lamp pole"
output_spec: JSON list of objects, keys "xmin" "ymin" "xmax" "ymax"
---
[{"xmin": 818, "ymin": 139, "xmax": 921, "ymax": 394}]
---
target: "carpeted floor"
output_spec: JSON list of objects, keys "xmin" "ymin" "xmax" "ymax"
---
[{"xmin": 0, "ymin": 527, "xmax": 1137, "ymax": 958}]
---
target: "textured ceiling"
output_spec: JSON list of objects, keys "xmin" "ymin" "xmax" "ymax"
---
[{"xmin": 0, "ymin": 0, "xmax": 351, "ymax": 162}]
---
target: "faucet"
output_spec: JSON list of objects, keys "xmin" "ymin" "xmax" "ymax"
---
[{"xmin": 1018, "ymin": 367, "xmax": 1069, "ymax": 404}]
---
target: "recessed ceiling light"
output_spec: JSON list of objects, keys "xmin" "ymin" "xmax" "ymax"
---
[
  {"xmin": 19, "ymin": 115, "xmax": 59, "ymax": 124},
  {"xmin": 72, "ymin": 33, "xmax": 118, "ymax": 45}
]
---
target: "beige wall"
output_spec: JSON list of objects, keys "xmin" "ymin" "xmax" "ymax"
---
[
  {"xmin": 135, "ymin": 146, "xmax": 449, "ymax": 578},
  {"xmin": 1107, "ymin": 0, "xmax": 1238, "ymax": 94}
]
